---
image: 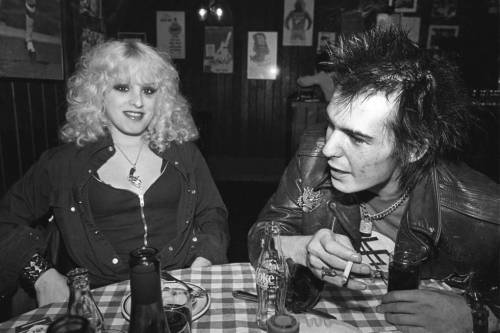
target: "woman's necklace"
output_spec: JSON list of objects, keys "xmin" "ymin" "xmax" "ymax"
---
[
  {"xmin": 114, "ymin": 142, "xmax": 145, "ymax": 189},
  {"xmin": 359, "ymin": 189, "xmax": 409, "ymax": 237}
]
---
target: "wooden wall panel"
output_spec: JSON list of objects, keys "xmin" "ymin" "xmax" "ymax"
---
[
  {"xmin": 0, "ymin": 80, "xmax": 66, "ymax": 194},
  {"xmin": 0, "ymin": 0, "xmax": 498, "ymax": 191}
]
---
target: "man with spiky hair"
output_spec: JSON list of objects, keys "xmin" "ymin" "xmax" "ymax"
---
[{"xmin": 248, "ymin": 28, "xmax": 500, "ymax": 332}]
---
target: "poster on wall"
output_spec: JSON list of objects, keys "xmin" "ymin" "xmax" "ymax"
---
[
  {"xmin": 431, "ymin": 0, "xmax": 457, "ymax": 19},
  {"xmin": 400, "ymin": 16, "xmax": 421, "ymax": 43},
  {"xmin": 283, "ymin": 0, "xmax": 314, "ymax": 46},
  {"xmin": 247, "ymin": 31, "xmax": 278, "ymax": 80},
  {"xmin": 394, "ymin": 0, "xmax": 418, "ymax": 13},
  {"xmin": 157, "ymin": 11, "xmax": 185, "ymax": 59},
  {"xmin": 426, "ymin": 25, "xmax": 459, "ymax": 50},
  {"xmin": 0, "ymin": 0, "xmax": 64, "ymax": 79},
  {"xmin": 316, "ymin": 32, "xmax": 335, "ymax": 54},
  {"xmin": 376, "ymin": 13, "xmax": 401, "ymax": 30},
  {"xmin": 79, "ymin": 0, "xmax": 104, "ymax": 35},
  {"xmin": 203, "ymin": 26, "xmax": 233, "ymax": 74}
]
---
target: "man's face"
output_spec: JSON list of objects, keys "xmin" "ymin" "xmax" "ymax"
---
[{"xmin": 322, "ymin": 91, "xmax": 402, "ymax": 195}]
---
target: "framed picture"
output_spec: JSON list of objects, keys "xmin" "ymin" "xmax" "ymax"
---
[
  {"xmin": 117, "ymin": 32, "xmax": 147, "ymax": 43},
  {"xmin": 0, "ymin": 0, "xmax": 64, "ymax": 79},
  {"xmin": 203, "ymin": 26, "xmax": 233, "ymax": 74},
  {"xmin": 79, "ymin": 0, "xmax": 102, "ymax": 18},
  {"xmin": 283, "ymin": 0, "xmax": 314, "ymax": 46},
  {"xmin": 426, "ymin": 25, "xmax": 459, "ymax": 49},
  {"xmin": 317, "ymin": 32, "xmax": 336, "ymax": 54},
  {"xmin": 247, "ymin": 31, "xmax": 278, "ymax": 80},
  {"xmin": 157, "ymin": 11, "xmax": 185, "ymax": 59},
  {"xmin": 431, "ymin": 0, "xmax": 458, "ymax": 19},
  {"xmin": 394, "ymin": 0, "xmax": 418, "ymax": 13}
]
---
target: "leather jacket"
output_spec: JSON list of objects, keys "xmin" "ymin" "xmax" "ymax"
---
[
  {"xmin": 0, "ymin": 136, "xmax": 228, "ymax": 293},
  {"xmin": 248, "ymin": 126, "xmax": 500, "ymax": 316}
]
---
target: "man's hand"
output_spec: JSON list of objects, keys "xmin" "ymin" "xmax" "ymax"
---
[
  {"xmin": 190, "ymin": 257, "xmax": 212, "ymax": 268},
  {"xmin": 377, "ymin": 289, "xmax": 473, "ymax": 333},
  {"xmin": 34, "ymin": 268, "xmax": 69, "ymax": 307},
  {"xmin": 305, "ymin": 228, "xmax": 370, "ymax": 290},
  {"xmin": 281, "ymin": 229, "xmax": 370, "ymax": 290}
]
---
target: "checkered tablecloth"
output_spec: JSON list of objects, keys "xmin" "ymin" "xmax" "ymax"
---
[{"xmin": 0, "ymin": 262, "xmax": 397, "ymax": 333}]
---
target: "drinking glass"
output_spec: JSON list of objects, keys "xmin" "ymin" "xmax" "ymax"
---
[
  {"xmin": 163, "ymin": 287, "xmax": 192, "ymax": 333},
  {"xmin": 387, "ymin": 248, "xmax": 426, "ymax": 291}
]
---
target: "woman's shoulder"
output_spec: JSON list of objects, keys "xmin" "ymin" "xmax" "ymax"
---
[
  {"xmin": 165, "ymin": 140, "xmax": 201, "ymax": 157},
  {"xmin": 39, "ymin": 142, "xmax": 80, "ymax": 161}
]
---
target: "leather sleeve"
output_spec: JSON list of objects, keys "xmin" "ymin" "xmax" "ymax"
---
[
  {"xmin": 247, "ymin": 155, "xmax": 305, "ymax": 266},
  {"xmin": 0, "ymin": 151, "xmax": 53, "ymax": 295},
  {"xmin": 187, "ymin": 143, "xmax": 229, "ymax": 265}
]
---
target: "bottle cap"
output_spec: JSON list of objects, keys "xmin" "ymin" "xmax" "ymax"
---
[{"xmin": 267, "ymin": 314, "xmax": 300, "ymax": 333}]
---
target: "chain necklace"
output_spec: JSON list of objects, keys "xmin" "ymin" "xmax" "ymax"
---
[
  {"xmin": 114, "ymin": 142, "xmax": 145, "ymax": 190},
  {"xmin": 359, "ymin": 189, "xmax": 409, "ymax": 237}
]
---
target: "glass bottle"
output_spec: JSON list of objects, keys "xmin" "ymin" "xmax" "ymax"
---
[
  {"xmin": 256, "ymin": 222, "xmax": 289, "ymax": 330},
  {"xmin": 67, "ymin": 268, "xmax": 104, "ymax": 333},
  {"xmin": 128, "ymin": 246, "xmax": 170, "ymax": 333}
]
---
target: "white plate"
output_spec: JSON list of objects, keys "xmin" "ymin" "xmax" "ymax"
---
[{"xmin": 121, "ymin": 280, "xmax": 210, "ymax": 321}]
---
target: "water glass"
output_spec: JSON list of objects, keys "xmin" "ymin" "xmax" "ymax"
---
[
  {"xmin": 387, "ymin": 248, "xmax": 425, "ymax": 291},
  {"xmin": 163, "ymin": 287, "xmax": 192, "ymax": 333}
]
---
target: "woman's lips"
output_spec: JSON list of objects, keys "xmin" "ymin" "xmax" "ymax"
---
[{"xmin": 123, "ymin": 111, "xmax": 144, "ymax": 120}]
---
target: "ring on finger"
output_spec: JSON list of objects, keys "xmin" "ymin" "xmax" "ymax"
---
[{"xmin": 321, "ymin": 266, "xmax": 337, "ymax": 280}]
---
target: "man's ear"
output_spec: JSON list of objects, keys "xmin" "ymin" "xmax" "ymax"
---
[{"xmin": 409, "ymin": 140, "xmax": 429, "ymax": 163}]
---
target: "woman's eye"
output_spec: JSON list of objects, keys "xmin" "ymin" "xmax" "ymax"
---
[
  {"xmin": 113, "ymin": 84, "xmax": 129, "ymax": 92},
  {"xmin": 142, "ymin": 87, "xmax": 157, "ymax": 95}
]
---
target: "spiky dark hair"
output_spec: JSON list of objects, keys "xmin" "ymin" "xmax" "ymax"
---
[{"xmin": 325, "ymin": 27, "xmax": 472, "ymax": 190}]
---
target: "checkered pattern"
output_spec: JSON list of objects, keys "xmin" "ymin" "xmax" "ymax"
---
[{"xmin": 0, "ymin": 263, "xmax": 398, "ymax": 333}]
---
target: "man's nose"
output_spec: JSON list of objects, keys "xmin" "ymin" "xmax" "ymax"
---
[{"xmin": 322, "ymin": 131, "xmax": 342, "ymax": 158}]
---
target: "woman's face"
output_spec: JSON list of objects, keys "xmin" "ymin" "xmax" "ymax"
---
[{"xmin": 103, "ymin": 66, "xmax": 159, "ymax": 138}]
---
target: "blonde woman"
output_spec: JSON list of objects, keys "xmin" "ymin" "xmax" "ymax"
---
[{"xmin": 0, "ymin": 40, "xmax": 228, "ymax": 312}]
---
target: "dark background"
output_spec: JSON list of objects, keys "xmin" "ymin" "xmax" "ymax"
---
[{"xmin": 0, "ymin": 0, "xmax": 498, "ymax": 264}]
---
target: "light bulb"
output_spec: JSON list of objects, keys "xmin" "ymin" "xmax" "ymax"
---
[
  {"xmin": 198, "ymin": 7, "xmax": 208, "ymax": 20},
  {"xmin": 214, "ymin": 7, "xmax": 223, "ymax": 20}
]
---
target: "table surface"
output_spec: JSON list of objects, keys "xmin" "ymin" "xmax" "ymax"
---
[{"xmin": 0, "ymin": 262, "xmax": 398, "ymax": 333}]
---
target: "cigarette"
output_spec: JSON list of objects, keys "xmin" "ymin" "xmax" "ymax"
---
[{"xmin": 342, "ymin": 261, "xmax": 353, "ymax": 285}]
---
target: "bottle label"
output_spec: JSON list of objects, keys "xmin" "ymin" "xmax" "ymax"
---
[
  {"xmin": 256, "ymin": 259, "xmax": 283, "ymax": 289},
  {"xmin": 256, "ymin": 270, "xmax": 279, "ymax": 289}
]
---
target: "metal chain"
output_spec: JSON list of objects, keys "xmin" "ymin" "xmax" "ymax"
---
[{"xmin": 360, "ymin": 189, "xmax": 409, "ymax": 221}]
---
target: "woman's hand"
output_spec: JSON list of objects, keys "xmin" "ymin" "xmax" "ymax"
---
[
  {"xmin": 377, "ymin": 289, "xmax": 473, "ymax": 333},
  {"xmin": 190, "ymin": 256, "xmax": 212, "ymax": 268},
  {"xmin": 306, "ymin": 228, "xmax": 371, "ymax": 290},
  {"xmin": 34, "ymin": 268, "xmax": 69, "ymax": 306}
]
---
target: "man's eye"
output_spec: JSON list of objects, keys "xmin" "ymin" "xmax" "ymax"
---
[
  {"xmin": 352, "ymin": 136, "xmax": 365, "ymax": 144},
  {"xmin": 143, "ymin": 87, "xmax": 157, "ymax": 95},
  {"xmin": 113, "ymin": 84, "xmax": 129, "ymax": 92}
]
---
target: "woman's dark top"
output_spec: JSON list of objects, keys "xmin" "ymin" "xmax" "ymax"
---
[{"xmin": 89, "ymin": 161, "xmax": 180, "ymax": 263}]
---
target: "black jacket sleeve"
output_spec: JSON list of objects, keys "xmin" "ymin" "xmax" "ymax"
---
[{"xmin": 0, "ymin": 151, "xmax": 54, "ymax": 294}]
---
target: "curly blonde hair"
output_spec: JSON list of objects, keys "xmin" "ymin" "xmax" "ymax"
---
[{"xmin": 60, "ymin": 40, "xmax": 198, "ymax": 151}]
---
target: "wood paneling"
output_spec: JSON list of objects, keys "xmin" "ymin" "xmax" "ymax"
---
[
  {"xmin": 0, "ymin": 0, "xmax": 498, "ymax": 192},
  {"xmin": 0, "ymin": 80, "xmax": 66, "ymax": 194}
]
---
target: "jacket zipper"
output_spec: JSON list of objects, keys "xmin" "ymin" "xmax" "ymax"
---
[{"xmin": 138, "ymin": 193, "xmax": 148, "ymax": 247}]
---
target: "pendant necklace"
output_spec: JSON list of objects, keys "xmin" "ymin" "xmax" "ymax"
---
[
  {"xmin": 114, "ymin": 141, "xmax": 145, "ymax": 190},
  {"xmin": 359, "ymin": 189, "xmax": 409, "ymax": 237}
]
